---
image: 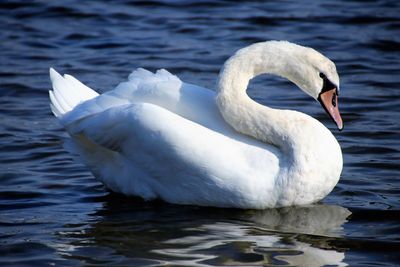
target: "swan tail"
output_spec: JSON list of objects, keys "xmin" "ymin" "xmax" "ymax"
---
[{"xmin": 49, "ymin": 68, "xmax": 99, "ymax": 117}]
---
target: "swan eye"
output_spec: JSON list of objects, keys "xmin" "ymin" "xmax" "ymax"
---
[{"xmin": 319, "ymin": 72, "xmax": 326, "ymax": 79}]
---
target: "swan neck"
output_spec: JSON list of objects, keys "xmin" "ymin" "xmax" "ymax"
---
[{"xmin": 216, "ymin": 42, "xmax": 296, "ymax": 148}]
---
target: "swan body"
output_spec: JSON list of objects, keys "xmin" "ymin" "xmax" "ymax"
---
[{"xmin": 49, "ymin": 41, "xmax": 343, "ymax": 209}]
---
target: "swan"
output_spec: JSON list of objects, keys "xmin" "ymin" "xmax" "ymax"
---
[{"xmin": 49, "ymin": 41, "xmax": 343, "ymax": 209}]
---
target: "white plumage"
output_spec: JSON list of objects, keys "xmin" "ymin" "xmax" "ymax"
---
[{"xmin": 49, "ymin": 41, "xmax": 343, "ymax": 209}]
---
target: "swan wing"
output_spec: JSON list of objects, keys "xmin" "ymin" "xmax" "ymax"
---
[
  {"xmin": 66, "ymin": 102, "xmax": 280, "ymax": 208},
  {"xmin": 50, "ymin": 68, "xmax": 281, "ymax": 208}
]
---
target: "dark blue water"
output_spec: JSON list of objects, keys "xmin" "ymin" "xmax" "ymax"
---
[{"xmin": 1, "ymin": 0, "xmax": 399, "ymax": 266}]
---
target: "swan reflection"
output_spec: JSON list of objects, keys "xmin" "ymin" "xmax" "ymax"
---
[
  {"xmin": 58, "ymin": 199, "xmax": 351, "ymax": 267},
  {"xmin": 155, "ymin": 205, "xmax": 350, "ymax": 266},
  {"xmin": 246, "ymin": 204, "xmax": 351, "ymax": 236}
]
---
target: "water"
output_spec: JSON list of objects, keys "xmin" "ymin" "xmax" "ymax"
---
[{"xmin": 1, "ymin": 0, "xmax": 399, "ymax": 266}]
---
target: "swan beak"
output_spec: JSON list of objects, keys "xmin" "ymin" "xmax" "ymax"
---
[{"xmin": 318, "ymin": 88, "xmax": 343, "ymax": 131}]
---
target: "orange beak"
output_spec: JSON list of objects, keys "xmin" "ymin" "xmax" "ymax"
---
[{"xmin": 318, "ymin": 88, "xmax": 343, "ymax": 131}]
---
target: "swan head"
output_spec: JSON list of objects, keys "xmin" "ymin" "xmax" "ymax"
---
[{"xmin": 282, "ymin": 42, "xmax": 343, "ymax": 130}]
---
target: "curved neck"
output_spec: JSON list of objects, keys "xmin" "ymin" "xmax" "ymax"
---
[
  {"xmin": 215, "ymin": 42, "xmax": 343, "ymax": 206},
  {"xmin": 216, "ymin": 42, "xmax": 302, "ymax": 150}
]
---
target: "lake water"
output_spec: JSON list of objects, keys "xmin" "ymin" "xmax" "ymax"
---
[{"xmin": 1, "ymin": 0, "xmax": 399, "ymax": 266}]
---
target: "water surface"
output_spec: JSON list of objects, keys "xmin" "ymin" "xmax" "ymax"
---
[{"xmin": 1, "ymin": 0, "xmax": 400, "ymax": 266}]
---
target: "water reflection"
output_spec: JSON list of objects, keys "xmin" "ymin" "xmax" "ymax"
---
[
  {"xmin": 57, "ymin": 195, "xmax": 351, "ymax": 266},
  {"xmin": 247, "ymin": 204, "xmax": 351, "ymax": 236}
]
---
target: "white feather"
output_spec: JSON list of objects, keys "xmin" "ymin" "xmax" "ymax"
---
[{"xmin": 49, "ymin": 68, "xmax": 98, "ymax": 117}]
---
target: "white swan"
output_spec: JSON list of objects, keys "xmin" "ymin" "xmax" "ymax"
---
[{"xmin": 49, "ymin": 41, "xmax": 343, "ymax": 209}]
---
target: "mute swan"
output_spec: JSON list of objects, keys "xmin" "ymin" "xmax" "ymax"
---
[{"xmin": 49, "ymin": 41, "xmax": 343, "ymax": 209}]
